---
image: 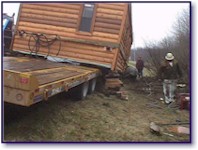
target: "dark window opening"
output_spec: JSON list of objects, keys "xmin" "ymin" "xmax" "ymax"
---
[{"xmin": 79, "ymin": 4, "xmax": 95, "ymax": 32}]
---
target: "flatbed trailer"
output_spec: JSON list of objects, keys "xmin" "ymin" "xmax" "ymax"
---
[{"xmin": 3, "ymin": 56, "xmax": 101, "ymax": 106}]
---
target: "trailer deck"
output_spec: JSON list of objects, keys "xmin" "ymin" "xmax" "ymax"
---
[{"xmin": 3, "ymin": 57, "xmax": 101, "ymax": 106}]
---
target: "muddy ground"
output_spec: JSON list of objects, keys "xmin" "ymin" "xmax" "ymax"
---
[{"xmin": 3, "ymin": 77, "xmax": 190, "ymax": 142}]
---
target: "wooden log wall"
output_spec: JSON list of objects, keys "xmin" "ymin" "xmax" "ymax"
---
[
  {"xmin": 13, "ymin": 36, "xmax": 116, "ymax": 68},
  {"xmin": 116, "ymin": 52, "xmax": 126, "ymax": 72},
  {"xmin": 12, "ymin": 3, "xmax": 132, "ymax": 72},
  {"xmin": 116, "ymin": 5, "xmax": 133, "ymax": 71},
  {"xmin": 121, "ymin": 8, "xmax": 132, "ymax": 60}
]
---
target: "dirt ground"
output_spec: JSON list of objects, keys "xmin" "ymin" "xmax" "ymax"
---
[{"xmin": 3, "ymin": 77, "xmax": 190, "ymax": 142}]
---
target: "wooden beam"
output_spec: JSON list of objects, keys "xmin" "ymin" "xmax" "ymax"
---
[
  {"xmin": 34, "ymin": 3, "xmax": 81, "ymax": 9},
  {"xmin": 90, "ymin": 4, "xmax": 98, "ymax": 34},
  {"xmin": 18, "ymin": 21, "xmax": 76, "ymax": 33},
  {"xmin": 20, "ymin": 18, "xmax": 77, "ymax": 28},
  {"xmin": 23, "ymin": 4, "xmax": 80, "ymax": 14},
  {"xmin": 95, "ymin": 17, "xmax": 122, "ymax": 25},
  {"xmin": 94, "ymin": 22, "xmax": 121, "ymax": 30},
  {"xmin": 21, "ymin": 8, "xmax": 79, "ymax": 19},
  {"xmin": 76, "ymin": 4, "xmax": 83, "ymax": 32},
  {"xmin": 17, "ymin": 25, "xmax": 118, "ymax": 43},
  {"xmin": 97, "ymin": 3, "xmax": 124, "ymax": 11},
  {"xmin": 93, "ymin": 31, "xmax": 119, "ymax": 39},
  {"xmin": 112, "ymin": 48, "xmax": 119, "ymax": 71},
  {"xmin": 118, "ymin": 4, "xmax": 128, "ymax": 43},
  {"xmin": 96, "ymin": 13, "xmax": 123, "ymax": 20},
  {"xmin": 94, "ymin": 27, "xmax": 120, "ymax": 34},
  {"xmin": 20, "ymin": 13, "xmax": 78, "ymax": 24},
  {"xmin": 97, "ymin": 8, "xmax": 124, "ymax": 16}
]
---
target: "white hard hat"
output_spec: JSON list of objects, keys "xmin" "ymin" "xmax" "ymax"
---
[{"xmin": 165, "ymin": 53, "xmax": 174, "ymax": 60}]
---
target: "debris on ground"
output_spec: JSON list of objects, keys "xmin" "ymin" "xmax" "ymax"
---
[
  {"xmin": 162, "ymin": 132, "xmax": 174, "ymax": 137},
  {"xmin": 177, "ymin": 93, "xmax": 190, "ymax": 110},
  {"xmin": 116, "ymin": 90, "xmax": 129, "ymax": 100},
  {"xmin": 156, "ymin": 121, "xmax": 190, "ymax": 126},
  {"xmin": 167, "ymin": 126, "xmax": 190, "ymax": 135},
  {"xmin": 146, "ymin": 102, "xmax": 163, "ymax": 109},
  {"xmin": 150, "ymin": 122, "xmax": 161, "ymax": 135},
  {"xmin": 177, "ymin": 84, "xmax": 186, "ymax": 88},
  {"xmin": 160, "ymin": 98, "xmax": 164, "ymax": 101}
]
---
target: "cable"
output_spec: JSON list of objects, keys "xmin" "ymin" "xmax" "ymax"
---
[{"xmin": 18, "ymin": 30, "xmax": 62, "ymax": 57}]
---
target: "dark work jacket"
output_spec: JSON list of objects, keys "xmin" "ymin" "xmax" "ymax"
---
[
  {"xmin": 159, "ymin": 60, "xmax": 182, "ymax": 80},
  {"xmin": 136, "ymin": 59, "xmax": 144, "ymax": 70}
]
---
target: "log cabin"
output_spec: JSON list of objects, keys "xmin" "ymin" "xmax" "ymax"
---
[{"xmin": 12, "ymin": 3, "xmax": 133, "ymax": 73}]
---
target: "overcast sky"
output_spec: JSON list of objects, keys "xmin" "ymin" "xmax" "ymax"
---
[
  {"xmin": 132, "ymin": 3, "xmax": 189, "ymax": 48},
  {"xmin": 3, "ymin": 2, "xmax": 189, "ymax": 48}
]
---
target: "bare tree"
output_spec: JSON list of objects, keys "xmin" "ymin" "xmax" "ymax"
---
[
  {"xmin": 172, "ymin": 8, "xmax": 190, "ymax": 82},
  {"xmin": 137, "ymin": 8, "xmax": 190, "ymax": 83}
]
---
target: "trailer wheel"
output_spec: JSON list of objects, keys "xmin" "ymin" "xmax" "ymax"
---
[
  {"xmin": 88, "ymin": 78, "xmax": 97, "ymax": 94},
  {"xmin": 76, "ymin": 81, "xmax": 89, "ymax": 100}
]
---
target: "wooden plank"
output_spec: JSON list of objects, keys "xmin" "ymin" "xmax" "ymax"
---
[
  {"xmin": 90, "ymin": 4, "xmax": 98, "ymax": 33},
  {"xmin": 63, "ymin": 48, "xmax": 115, "ymax": 59},
  {"xmin": 112, "ymin": 48, "xmax": 119, "ymax": 71},
  {"xmin": 108, "ymin": 3, "xmax": 125, "ymax": 6},
  {"xmin": 58, "ymin": 51, "xmax": 113, "ymax": 64},
  {"xmin": 97, "ymin": 8, "xmax": 124, "ymax": 16},
  {"xmin": 12, "ymin": 43, "xmax": 113, "ymax": 63},
  {"xmin": 97, "ymin": 3, "xmax": 124, "ymax": 11},
  {"xmin": 18, "ymin": 21, "xmax": 76, "ymax": 32},
  {"xmin": 93, "ymin": 32, "xmax": 119, "ymax": 39},
  {"xmin": 13, "ymin": 37, "xmax": 117, "ymax": 53},
  {"xmin": 3, "ymin": 56, "xmax": 96, "ymax": 88},
  {"xmin": 118, "ymin": 4, "xmax": 128, "ymax": 43},
  {"xmin": 116, "ymin": 52, "xmax": 125, "ymax": 71},
  {"xmin": 20, "ymin": 18, "xmax": 77, "ymax": 28},
  {"xmin": 76, "ymin": 4, "xmax": 83, "ymax": 32},
  {"xmin": 30, "ymin": 67, "xmax": 71, "ymax": 76},
  {"xmin": 94, "ymin": 22, "xmax": 121, "ymax": 30},
  {"xmin": 13, "ymin": 44, "xmax": 113, "ymax": 64},
  {"xmin": 35, "ymin": 3, "xmax": 81, "ymax": 9},
  {"xmin": 119, "ymin": 13, "xmax": 132, "ymax": 62},
  {"xmin": 35, "ymin": 70, "xmax": 81, "ymax": 85},
  {"xmin": 14, "ymin": 32, "xmax": 119, "ymax": 49},
  {"xmin": 4, "ymin": 57, "xmax": 66, "ymax": 72},
  {"xmin": 96, "ymin": 13, "xmax": 123, "ymax": 20},
  {"xmin": 57, "ymin": 41, "xmax": 116, "ymax": 53},
  {"xmin": 94, "ymin": 27, "xmax": 120, "ymax": 34},
  {"xmin": 95, "ymin": 17, "xmax": 122, "ymax": 25},
  {"xmin": 20, "ymin": 13, "xmax": 78, "ymax": 24},
  {"xmin": 17, "ymin": 26, "xmax": 118, "ymax": 43},
  {"xmin": 23, "ymin": 4, "xmax": 80, "ymax": 14},
  {"xmin": 116, "ymin": 61, "xmax": 124, "ymax": 71},
  {"xmin": 105, "ymin": 78, "xmax": 123, "ymax": 89},
  {"xmin": 21, "ymin": 8, "xmax": 79, "ymax": 19},
  {"xmin": 12, "ymin": 48, "xmax": 112, "ymax": 68},
  {"xmin": 13, "ymin": 42, "xmax": 115, "ymax": 59}
]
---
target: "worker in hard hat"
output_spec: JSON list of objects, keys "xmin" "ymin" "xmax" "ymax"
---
[{"xmin": 158, "ymin": 52, "xmax": 182, "ymax": 104}]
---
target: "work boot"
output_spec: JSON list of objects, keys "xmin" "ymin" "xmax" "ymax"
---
[
  {"xmin": 165, "ymin": 97, "xmax": 170, "ymax": 104},
  {"xmin": 169, "ymin": 98, "xmax": 175, "ymax": 103}
]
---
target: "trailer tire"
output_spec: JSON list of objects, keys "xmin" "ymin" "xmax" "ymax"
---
[
  {"xmin": 88, "ymin": 78, "xmax": 97, "ymax": 94},
  {"xmin": 76, "ymin": 81, "xmax": 89, "ymax": 100}
]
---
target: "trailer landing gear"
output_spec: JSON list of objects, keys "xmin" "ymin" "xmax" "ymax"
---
[
  {"xmin": 75, "ymin": 81, "xmax": 89, "ymax": 100},
  {"xmin": 88, "ymin": 78, "xmax": 97, "ymax": 94}
]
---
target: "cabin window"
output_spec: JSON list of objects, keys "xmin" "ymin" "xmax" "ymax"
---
[{"xmin": 79, "ymin": 4, "xmax": 95, "ymax": 32}]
